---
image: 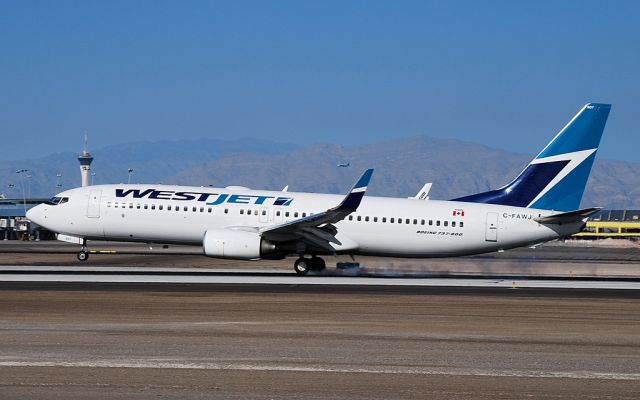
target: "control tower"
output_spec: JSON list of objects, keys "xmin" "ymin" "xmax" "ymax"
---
[{"xmin": 78, "ymin": 135, "xmax": 93, "ymax": 187}]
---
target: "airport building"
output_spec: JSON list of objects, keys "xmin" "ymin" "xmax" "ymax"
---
[
  {"xmin": 0, "ymin": 197, "xmax": 52, "ymax": 240},
  {"xmin": 573, "ymin": 209, "xmax": 640, "ymax": 239}
]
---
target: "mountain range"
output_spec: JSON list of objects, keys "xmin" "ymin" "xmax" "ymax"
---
[{"xmin": 1, "ymin": 136, "xmax": 639, "ymax": 209}]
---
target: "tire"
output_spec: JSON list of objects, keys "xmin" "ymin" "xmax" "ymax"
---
[
  {"xmin": 294, "ymin": 257, "xmax": 310, "ymax": 275},
  {"xmin": 310, "ymin": 256, "xmax": 326, "ymax": 271},
  {"xmin": 77, "ymin": 251, "xmax": 89, "ymax": 262}
]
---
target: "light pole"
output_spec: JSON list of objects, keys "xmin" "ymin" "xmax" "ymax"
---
[
  {"xmin": 15, "ymin": 169, "xmax": 28, "ymax": 213},
  {"xmin": 127, "ymin": 168, "xmax": 134, "ymax": 184},
  {"xmin": 26, "ymin": 174, "xmax": 31, "ymax": 200},
  {"xmin": 56, "ymin": 173, "xmax": 63, "ymax": 191},
  {"xmin": 90, "ymin": 171, "xmax": 96, "ymax": 185}
]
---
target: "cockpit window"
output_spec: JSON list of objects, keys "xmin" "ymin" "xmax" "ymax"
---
[{"xmin": 45, "ymin": 197, "xmax": 69, "ymax": 206}]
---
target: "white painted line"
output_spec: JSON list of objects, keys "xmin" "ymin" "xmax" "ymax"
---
[
  {"xmin": 0, "ymin": 361, "xmax": 637, "ymax": 381},
  {"xmin": 0, "ymin": 273, "xmax": 639, "ymax": 290},
  {"xmin": 0, "ymin": 265, "xmax": 288, "ymax": 274}
]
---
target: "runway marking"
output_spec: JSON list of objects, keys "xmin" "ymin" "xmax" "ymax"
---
[
  {"xmin": 1, "ymin": 273, "xmax": 639, "ymax": 289},
  {"xmin": 1, "ymin": 361, "xmax": 638, "ymax": 381}
]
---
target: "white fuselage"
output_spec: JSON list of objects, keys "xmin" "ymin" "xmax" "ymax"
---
[{"xmin": 28, "ymin": 184, "xmax": 582, "ymax": 258}]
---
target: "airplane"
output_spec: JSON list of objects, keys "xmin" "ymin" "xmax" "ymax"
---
[
  {"xmin": 27, "ymin": 103, "xmax": 611, "ymax": 275},
  {"xmin": 337, "ymin": 162, "xmax": 350, "ymax": 167}
]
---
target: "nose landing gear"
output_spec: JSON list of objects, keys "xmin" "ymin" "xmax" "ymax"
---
[
  {"xmin": 77, "ymin": 239, "xmax": 89, "ymax": 262},
  {"xmin": 77, "ymin": 250, "xmax": 89, "ymax": 261}
]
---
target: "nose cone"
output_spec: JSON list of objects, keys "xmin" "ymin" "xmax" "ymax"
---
[{"xmin": 26, "ymin": 204, "xmax": 45, "ymax": 226}]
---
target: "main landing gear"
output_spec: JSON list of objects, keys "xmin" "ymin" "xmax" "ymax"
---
[
  {"xmin": 293, "ymin": 256, "xmax": 326, "ymax": 276},
  {"xmin": 77, "ymin": 240, "xmax": 89, "ymax": 262}
]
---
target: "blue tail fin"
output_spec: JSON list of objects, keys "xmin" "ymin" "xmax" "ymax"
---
[{"xmin": 453, "ymin": 103, "xmax": 611, "ymax": 211}]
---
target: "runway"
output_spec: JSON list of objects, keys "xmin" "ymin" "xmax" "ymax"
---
[
  {"xmin": 1, "ymin": 266, "xmax": 640, "ymax": 290},
  {"xmin": 1, "ymin": 282, "xmax": 639, "ymax": 399},
  {"xmin": 1, "ymin": 243, "xmax": 639, "ymax": 399},
  {"xmin": 2, "ymin": 240, "xmax": 640, "ymax": 280}
]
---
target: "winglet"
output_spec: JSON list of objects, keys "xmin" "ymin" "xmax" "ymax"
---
[{"xmin": 334, "ymin": 169, "xmax": 374, "ymax": 211}]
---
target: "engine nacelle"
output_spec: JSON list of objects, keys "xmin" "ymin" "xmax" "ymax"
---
[{"xmin": 202, "ymin": 229, "xmax": 279, "ymax": 260}]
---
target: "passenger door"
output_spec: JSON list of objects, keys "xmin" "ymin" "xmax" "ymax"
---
[{"xmin": 87, "ymin": 190, "xmax": 102, "ymax": 218}]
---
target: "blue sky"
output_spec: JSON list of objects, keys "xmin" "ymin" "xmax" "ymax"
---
[{"xmin": 1, "ymin": 0, "xmax": 639, "ymax": 161}]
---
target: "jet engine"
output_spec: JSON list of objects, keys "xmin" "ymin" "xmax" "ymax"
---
[{"xmin": 202, "ymin": 229, "xmax": 282, "ymax": 259}]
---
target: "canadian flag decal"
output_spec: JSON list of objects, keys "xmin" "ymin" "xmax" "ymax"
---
[{"xmin": 453, "ymin": 209, "xmax": 465, "ymax": 217}]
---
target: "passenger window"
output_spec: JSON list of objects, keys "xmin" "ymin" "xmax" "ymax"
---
[
  {"xmin": 436, "ymin": 220, "xmax": 440, "ymax": 226},
  {"xmin": 240, "ymin": 209, "xmax": 244, "ymax": 215},
  {"xmin": 224, "ymin": 208, "xmax": 228, "ymax": 214},
  {"xmin": 192, "ymin": 207, "xmax": 196, "ymax": 212},
  {"xmin": 460, "ymin": 222, "xmax": 464, "ymax": 227},
  {"xmin": 167, "ymin": 205, "xmax": 172, "ymax": 211},
  {"xmin": 421, "ymin": 219, "xmax": 425, "ymax": 225},
  {"xmin": 183, "ymin": 206, "xmax": 188, "ymax": 211},
  {"xmin": 254, "ymin": 210, "xmax": 258, "ymax": 215},
  {"xmin": 382, "ymin": 217, "xmax": 386, "ymax": 223},
  {"xmin": 262, "ymin": 210, "xmax": 267, "ymax": 216},
  {"xmin": 151, "ymin": 205, "xmax": 156, "ymax": 210},
  {"xmin": 294, "ymin": 212, "xmax": 299, "ymax": 218},
  {"xmin": 200, "ymin": 207, "xmax": 204, "ymax": 212},
  {"xmin": 452, "ymin": 221, "xmax": 456, "ymax": 227},
  {"xmin": 285, "ymin": 212, "xmax": 290, "ymax": 217},
  {"xmin": 107, "ymin": 202, "xmax": 111, "ymax": 207},
  {"xmin": 129, "ymin": 203, "xmax": 133, "ymax": 209},
  {"xmin": 390, "ymin": 218, "xmax": 394, "ymax": 223},
  {"xmin": 159, "ymin": 205, "xmax": 163, "ymax": 211},
  {"xmin": 412, "ymin": 219, "xmax": 417, "ymax": 225},
  {"xmin": 302, "ymin": 212, "xmax": 306, "ymax": 217},
  {"xmin": 398, "ymin": 219, "xmax": 402, "ymax": 224},
  {"xmin": 444, "ymin": 221, "xmax": 448, "ymax": 227},
  {"xmin": 144, "ymin": 204, "xmax": 148, "ymax": 210},
  {"xmin": 208, "ymin": 208, "xmax": 212, "ymax": 213},
  {"xmin": 374, "ymin": 217, "xmax": 378, "ymax": 222},
  {"xmin": 349, "ymin": 216, "xmax": 353, "ymax": 221},
  {"xmin": 276, "ymin": 211, "xmax": 281, "ymax": 216},
  {"xmin": 357, "ymin": 216, "xmax": 362, "ymax": 221},
  {"xmin": 429, "ymin": 220, "xmax": 433, "ymax": 226}
]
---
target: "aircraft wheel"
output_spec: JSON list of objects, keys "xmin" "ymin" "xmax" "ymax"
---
[
  {"xmin": 77, "ymin": 251, "xmax": 89, "ymax": 262},
  {"xmin": 294, "ymin": 257, "xmax": 310, "ymax": 275},
  {"xmin": 310, "ymin": 256, "xmax": 326, "ymax": 271}
]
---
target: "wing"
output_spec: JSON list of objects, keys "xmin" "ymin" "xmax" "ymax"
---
[{"xmin": 259, "ymin": 169, "xmax": 374, "ymax": 252}]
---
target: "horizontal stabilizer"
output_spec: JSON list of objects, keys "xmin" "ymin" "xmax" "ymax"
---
[{"xmin": 533, "ymin": 207, "xmax": 602, "ymax": 224}]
